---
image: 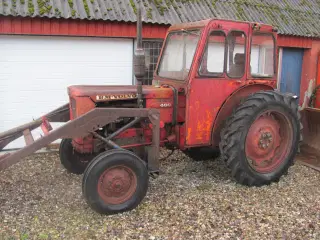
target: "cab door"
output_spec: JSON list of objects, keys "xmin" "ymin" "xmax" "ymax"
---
[{"xmin": 185, "ymin": 21, "xmax": 250, "ymax": 147}]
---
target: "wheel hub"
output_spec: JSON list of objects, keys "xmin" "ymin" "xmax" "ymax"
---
[
  {"xmin": 258, "ymin": 131, "xmax": 273, "ymax": 150},
  {"xmin": 245, "ymin": 111, "xmax": 292, "ymax": 173},
  {"xmin": 98, "ymin": 165, "xmax": 137, "ymax": 205}
]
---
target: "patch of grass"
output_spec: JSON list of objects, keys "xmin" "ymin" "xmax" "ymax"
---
[
  {"xmin": 129, "ymin": 0, "xmax": 137, "ymax": 14},
  {"xmin": 83, "ymin": 0, "xmax": 90, "ymax": 17},
  {"xmin": 20, "ymin": 233, "xmax": 29, "ymax": 240},
  {"xmin": 54, "ymin": 8, "xmax": 61, "ymax": 17},
  {"xmin": 38, "ymin": 233, "xmax": 49, "ymax": 239},
  {"xmin": 37, "ymin": 0, "xmax": 53, "ymax": 15},
  {"xmin": 146, "ymin": 7, "xmax": 152, "ymax": 19},
  {"xmin": 68, "ymin": 0, "xmax": 73, "ymax": 8},
  {"xmin": 28, "ymin": 0, "xmax": 35, "ymax": 15}
]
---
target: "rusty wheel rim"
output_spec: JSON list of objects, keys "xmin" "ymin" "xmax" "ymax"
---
[
  {"xmin": 245, "ymin": 110, "xmax": 293, "ymax": 174},
  {"xmin": 97, "ymin": 165, "xmax": 137, "ymax": 205}
]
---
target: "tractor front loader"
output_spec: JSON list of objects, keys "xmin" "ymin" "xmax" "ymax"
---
[
  {"xmin": 298, "ymin": 59, "xmax": 320, "ymax": 171},
  {"xmin": 0, "ymin": 9, "xmax": 304, "ymax": 215}
]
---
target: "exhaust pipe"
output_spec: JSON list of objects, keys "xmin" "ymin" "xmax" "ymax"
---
[{"xmin": 134, "ymin": 7, "xmax": 145, "ymax": 108}]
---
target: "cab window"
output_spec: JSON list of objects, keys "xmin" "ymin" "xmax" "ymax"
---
[
  {"xmin": 227, "ymin": 31, "xmax": 246, "ymax": 78},
  {"xmin": 199, "ymin": 31, "xmax": 226, "ymax": 76},
  {"xmin": 250, "ymin": 33, "xmax": 275, "ymax": 77},
  {"xmin": 158, "ymin": 30, "xmax": 201, "ymax": 80}
]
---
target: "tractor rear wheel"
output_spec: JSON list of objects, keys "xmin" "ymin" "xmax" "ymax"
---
[
  {"xmin": 220, "ymin": 91, "xmax": 301, "ymax": 186},
  {"xmin": 82, "ymin": 149, "xmax": 148, "ymax": 215},
  {"xmin": 59, "ymin": 138, "xmax": 97, "ymax": 174}
]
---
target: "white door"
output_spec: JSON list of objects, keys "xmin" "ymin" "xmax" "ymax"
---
[{"xmin": 0, "ymin": 35, "xmax": 133, "ymax": 149}]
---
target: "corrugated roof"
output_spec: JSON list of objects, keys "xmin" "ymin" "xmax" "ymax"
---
[{"xmin": 0, "ymin": 0, "xmax": 319, "ymax": 37}]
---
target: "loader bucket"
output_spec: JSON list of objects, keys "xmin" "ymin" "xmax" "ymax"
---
[{"xmin": 298, "ymin": 107, "xmax": 320, "ymax": 171}]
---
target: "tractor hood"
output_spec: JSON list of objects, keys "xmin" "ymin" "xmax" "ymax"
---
[{"xmin": 68, "ymin": 85, "xmax": 173, "ymax": 102}]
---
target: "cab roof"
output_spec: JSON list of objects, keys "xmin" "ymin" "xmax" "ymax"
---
[{"xmin": 168, "ymin": 18, "xmax": 275, "ymax": 32}]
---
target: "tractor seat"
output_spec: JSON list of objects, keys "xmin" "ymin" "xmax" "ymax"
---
[{"xmin": 229, "ymin": 53, "xmax": 245, "ymax": 77}]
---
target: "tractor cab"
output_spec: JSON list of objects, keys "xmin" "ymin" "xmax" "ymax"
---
[{"xmin": 153, "ymin": 19, "xmax": 278, "ymax": 147}]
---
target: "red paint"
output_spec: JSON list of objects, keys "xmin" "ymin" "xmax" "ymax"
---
[
  {"xmin": 156, "ymin": 19, "xmax": 277, "ymax": 147},
  {"xmin": 0, "ymin": 16, "xmax": 168, "ymax": 39},
  {"xmin": 66, "ymin": 19, "xmax": 282, "ymax": 150},
  {"xmin": 300, "ymin": 41, "xmax": 320, "ymax": 107},
  {"xmin": 278, "ymin": 35, "xmax": 312, "ymax": 48},
  {"xmin": 211, "ymin": 84, "xmax": 274, "ymax": 147},
  {"xmin": 72, "ymin": 136, "xmax": 94, "ymax": 153},
  {"xmin": 97, "ymin": 165, "xmax": 137, "ymax": 205},
  {"xmin": 245, "ymin": 110, "xmax": 293, "ymax": 173}
]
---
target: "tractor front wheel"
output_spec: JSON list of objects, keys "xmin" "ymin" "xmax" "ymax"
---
[
  {"xmin": 59, "ymin": 139, "xmax": 97, "ymax": 174},
  {"xmin": 82, "ymin": 149, "xmax": 148, "ymax": 215},
  {"xmin": 220, "ymin": 91, "xmax": 301, "ymax": 186}
]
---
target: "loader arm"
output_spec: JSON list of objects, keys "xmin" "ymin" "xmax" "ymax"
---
[
  {"xmin": 0, "ymin": 107, "xmax": 160, "ymax": 172},
  {"xmin": 299, "ymin": 107, "xmax": 320, "ymax": 171},
  {"xmin": 0, "ymin": 103, "xmax": 70, "ymax": 150}
]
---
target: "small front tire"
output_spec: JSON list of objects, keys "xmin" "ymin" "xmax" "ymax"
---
[{"xmin": 82, "ymin": 149, "xmax": 148, "ymax": 215}]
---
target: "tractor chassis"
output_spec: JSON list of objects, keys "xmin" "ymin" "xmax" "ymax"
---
[{"xmin": 0, "ymin": 104, "xmax": 160, "ymax": 173}]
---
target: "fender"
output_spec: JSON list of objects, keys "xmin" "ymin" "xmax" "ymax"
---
[{"xmin": 211, "ymin": 84, "xmax": 274, "ymax": 147}]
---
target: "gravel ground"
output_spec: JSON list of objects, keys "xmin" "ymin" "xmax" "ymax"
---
[{"xmin": 0, "ymin": 150, "xmax": 319, "ymax": 240}]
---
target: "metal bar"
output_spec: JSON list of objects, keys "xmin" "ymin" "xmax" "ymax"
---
[
  {"xmin": 121, "ymin": 140, "xmax": 167, "ymax": 149},
  {"xmin": 136, "ymin": 7, "xmax": 142, "ymax": 50},
  {"xmin": 23, "ymin": 129, "xmax": 34, "ymax": 146},
  {"xmin": 134, "ymin": 7, "xmax": 145, "ymax": 109},
  {"xmin": 0, "ymin": 103, "xmax": 70, "ymax": 151},
  {"xmin": 46, "ymin": 103, "xmax": 70, "ymax": 122},
  {"xmin": 0, "ymin": 119, "xmax": 42, "ymax": 140},
  {"xmin": 147, "ymin": 109, "xmax": 160, "ymax": 172},
  {"xmin": 91, "ymin": 132, "xmax": 121, "ymax": 149},
  {"xmin": 106, "ymin": 117, "xmax": 141, "ymax": 141},
  {"xmin": 0, "ymin": 108, "xmax": 150, "ymax": 171}
]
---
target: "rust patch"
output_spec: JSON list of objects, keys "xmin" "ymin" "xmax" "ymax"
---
[
  {"xmin": 204, "ymin": 110, "xmax": 213, "ymax": 141},
  {"xmin": 186, "ymin": 127, "xmax": 192, "ymax": 142},
  {"xmin": 196, "ymin": 121, "xmax": 204, "ymax": 140}
]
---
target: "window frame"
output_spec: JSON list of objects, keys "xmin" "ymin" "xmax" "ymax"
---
[
  {"xmin": 197, "ymin": 30, "xmax": 227, "ymax": 78},
  {"xmin": 156, "ymin": 28, "xmax": 202, "ymax": 81},
  {"xmin": 249, "ymin": 32, "xmax": 276, "ymax": 79},
  {"xmin": 226, "ymin": 30, "xmax": 247, "ymax": 79},
  {"xmin": 141, "ymin": 39, "xmax": 163, "ymax": 85}
]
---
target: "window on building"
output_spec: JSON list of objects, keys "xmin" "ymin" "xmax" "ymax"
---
[
  {"xmin": 250, "ymin": 33, "xmax": 275, "ymax": 77},
  {"xmin": 227, "ymin": 31, "xmax": 246, "ymax": 78},
  {"xmin": 142, "ymin": 40, "xmax": 163, "ymax": 85},
  {"xmin": 199, "ymin": 31, "xmax": 226, "ymax": 76}
]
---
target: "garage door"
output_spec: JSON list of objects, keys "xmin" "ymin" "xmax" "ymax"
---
[{"xmin": 0, "ymin": 35, "xmax": 133, "ymax": 149}]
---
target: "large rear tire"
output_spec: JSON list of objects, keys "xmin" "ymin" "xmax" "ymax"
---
[
  {"xmin": 82, "ymin": 149, "xmax": 148, "ymax": 215},
  {"xmin": 219, "ymin": 91, "xmax": 302, "ymax": 186}
]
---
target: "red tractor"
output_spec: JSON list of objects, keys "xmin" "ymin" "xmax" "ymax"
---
[{"xmin": 0, "ymin": 9, "xmax": 302, "ymax": 215}]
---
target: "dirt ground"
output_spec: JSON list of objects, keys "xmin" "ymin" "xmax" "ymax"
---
[{"xmin": 0, "ymin": 150, "xmax": 319, "ymax": 240}]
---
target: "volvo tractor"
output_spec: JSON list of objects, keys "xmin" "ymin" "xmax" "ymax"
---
[{"xmin": 0, "ymin": 9, "xmax": 303, "ymax": 214}]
